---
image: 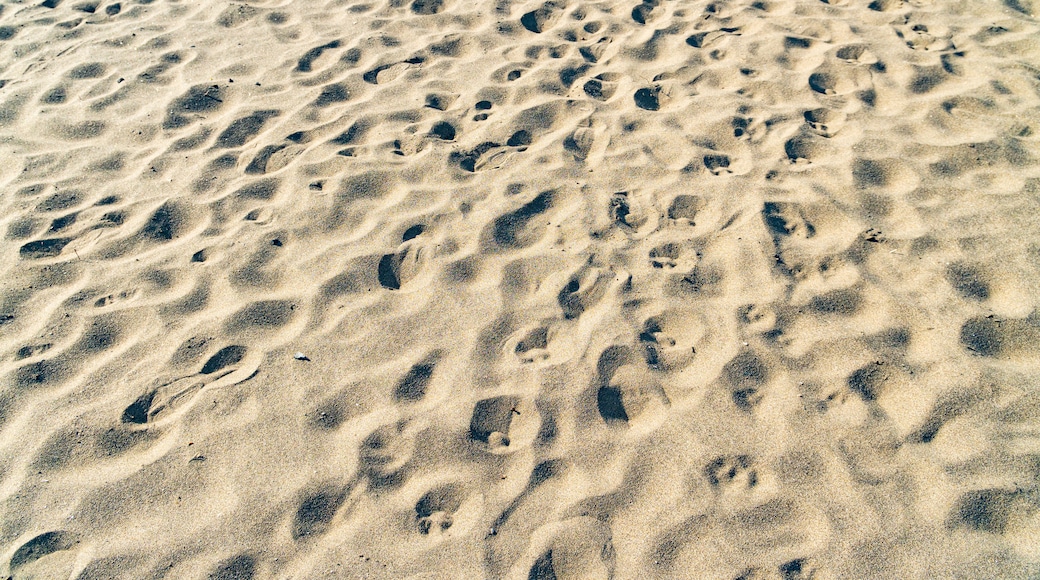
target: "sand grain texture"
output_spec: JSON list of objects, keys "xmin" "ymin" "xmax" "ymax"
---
[{"xmin": 1, "ymin": 0, "xmax": 1040, "ymax": 577}]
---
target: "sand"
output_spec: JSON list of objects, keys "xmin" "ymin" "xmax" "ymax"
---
[{"xmin": 1, "ymin": 0, "xmax": 1039, "ymax": 577}]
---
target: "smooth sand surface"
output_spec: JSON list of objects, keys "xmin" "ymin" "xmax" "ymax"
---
[{"xmin": 1, "ymin": 0, "xmax": 1040, "ymax": 577}]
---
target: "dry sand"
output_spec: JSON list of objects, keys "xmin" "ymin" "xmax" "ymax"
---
[{"xmin": 1, "ymin": 0, "xmax": 1040, "ymax": 577}]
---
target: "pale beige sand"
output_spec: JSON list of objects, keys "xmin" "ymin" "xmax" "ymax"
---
[{"xmin": 1, "ymin": 0, "xmax": 1040, "ymax": 577}]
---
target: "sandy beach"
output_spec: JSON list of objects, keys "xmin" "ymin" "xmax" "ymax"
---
[{"xmin": 1, "ymin": 0, "xmax": 1039, "ymax": 577}]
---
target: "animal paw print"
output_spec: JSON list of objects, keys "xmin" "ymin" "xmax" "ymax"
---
[
  {"xmin": 415, "ymin": 484, "xmax": 463, "ymax": 536},
  {"xmin": 705, "ymin": 455, "xmax": 758, "ymax": 492}
]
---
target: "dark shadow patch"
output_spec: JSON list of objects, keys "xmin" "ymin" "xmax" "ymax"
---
[
  {"xmin": 201, "ymin": 345, "xmax": 247, "ymax": 374},
  {"xmin": 394, "ymin": 352, "xmax": 442, "ymax": 402},
  {"xmin": 216, "ymin": 110, "xmax": 279, "ymax": 148},
  {"xmin": 337, "ymin": 170, "xmax": 394, "ymax": 201},
  {"xmin": 809, "ymin": 288, "xmax": 861, "ymax": 315},
  {"xmin": 852, "ymin": 159, "xmax": 887, "ymax": 188},
  {"xmin": 411, "ymin": 0, "xmax": 444, "ymax": 15},
  {"xmin": 960, "ymin": 316, "xmax": 1002, "ymax": 357},
  {"xmin": 909, "ymin": 66, "xmax": 945, "ymax": 94},
  {"xmin": 10, "ymin": 531, "xmax": 75, "ymax": 572},
  {"xmin": 210, "ymin": 554, "xmax": 256, "ymax": 580},
  {"xmin": 597, "ymin": 386, "xmax": 628, "ymax": 423},
  {"xmin": 330, "ymin": 119, "xmax": 372, "ymax": 146},
  {"xmin": 227, "ymin": 300, "xmax": 296, "ymax": 331},
  {"xmin": 164, "ymin": 84, "xmax": 225, "ymax": 129},
  {"xmin": 377, "ymin": 253, "xmax": 401, "ymax": 290},
  {"xmin": 140, "ymin": 202, "xmax": 186, "ymax": 242},
  {"xmin": 529, "ymin": 550, "xmax": 557, "ymax": 580},
  {"xmin": 293, "ymin": 486, "xmax": 347, "ymax": 539},
  {"xmin": 121, "ymin": 391, "xmax": 155, "ymax": 424},
  {"xmin": 946, "ymin": 263, "xmax": 989, "ymax": 301},
  {"xmin": 234, "ymin": 178, "xmax": 280, "ymax": 200},
  {"xmin": 19, "ymin": 238, "xmax": 71, "ymax": 259},
  {"xmin": 309, "ymin": 398, "xmax": 346, "ymax": 431},
  {"xmin": 56, "ymin": 120, "xmax": 106, "ymax": 140},
  {"xmin": 847, "ymin": 362, "xmax": 885, "ymax": 401},
  {"xmin": 69, "ymin": 62, "xmax": 106, "ymax": 79},
  {"xmin": 723, "ymin": 350, "xmax": 768, "ymax": 390},
  {"xmin": 296, "ymin": 40, "xmax": 341, "ymax": 72},
  {"xmin": 951, "ymin": 489, "xmax": 1018, "ymax": 533},
  {"xmin": 668, "ymin": 195, "xmax": 702, "ymax": 222},
  {"xmin": 245, "ymin": 146, "xmax": 287, "ymax": 174},
  {"xmin": 13, "ymin": 358, "xmax": 71, "ymax": 389},
  {"xmin": 315, "ymin": 83, "xmax": 350, "ymax": 106},
  {"xmin": 491, "ymin": 190, "xmax": 553, "ymax": 248},
  {"xmin": 76, "ymin": 318, "xmax": 121, "ymax": 353},
  {"xmin": 41, "ymin": 86, "xmax": 67, "ymax": 104}
]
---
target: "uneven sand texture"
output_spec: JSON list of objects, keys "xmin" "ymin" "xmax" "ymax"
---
[{"xmin": 1, "ymin": 0, "xmax": 1040, "ymax": 577}]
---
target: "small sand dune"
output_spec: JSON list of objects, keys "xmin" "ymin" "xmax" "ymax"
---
[{"xmin": 1, "ymin": 0, "xmax": 1039, "ymax": 578}]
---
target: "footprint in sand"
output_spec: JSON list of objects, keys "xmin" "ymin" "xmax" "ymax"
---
[
  {"xmin": 119, "ymin": 344, "xmax": 259, "ymax": 428},
  {"xmin": 378, "ymin": 224, "xmax": 432, "ymax": 291},
  {"xmin": 524, "ymin": 517, "xmax": 616, "ymax": 580},
  {"xmin": 469, "ymin": 395, "xmax": 539, "ymax": 453}
]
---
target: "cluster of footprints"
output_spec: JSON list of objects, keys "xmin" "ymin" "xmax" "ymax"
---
[{"xmin": 2, "ymin": 0, "xmax": 1040, "ymax": 577}]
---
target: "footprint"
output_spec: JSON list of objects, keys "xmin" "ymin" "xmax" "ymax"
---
[
  {"xmin": 557, "ymin": 264, "xmax": 613, "ymax": 320},
  {"xmin": 525, "ymin": 517, "xmax": 616, "ymax": 580},
  {"xmin": 634, "ymin": 85, "xmax": 669, "ymax": 111},
  {"xmin": 762, "ymin": 202, "xmax": 815, "ymax": 240},
  {"xmin": 521, "ymin": 1, "xmax": 564, "ymax": 33},
  {"xmin": 513, "ymin": 326, "xmax": 550, "ymax": 363},
  {"xmin": 378, "ymin": 226, "xmax": 432, "ymax": 290},
  {"xmin": 704, "ymin": 153, "xmax": 732, "ymax": 175},
  {"xmin": 667, "ymin": 194, "xmax": 704, "ymax": 224},
  {"xmin": 119, "ymin": 345, "xmax": 257, "ymax": 427},
  {"xmin": 295, "ymin": 40, "xmax": 342, "ymax": 73},
  {"xmin": 469, "ymin": 395, "xmax": 538, "ymax": 453},
  {"xmin": 414, "ymin": 483, "xmax": 464, "ymax": 535},
  {"xmin": 639, "ymin": 311, "xmax": 700, "ymax": 370},
  {"xmin": 582, "ymin": 72, "xmax": 619, "ymax": 100},
  {"xmin": 722, "ymin": 350, "xmax": 770, "ymax": 410},
  {"xmin": 488, "ymin": 189, "xmax": 554, "ymax": 249},
  {"xmin": 705, "ymin": 455, "xmax": 758, "ymax": 492},
  {"xmin": 579, "ymin": 38, "xmax": 615, "ymax": 64},
  {"xmin": 93, "ymin": 288, "xmax": 139, "ymax": 308},
  {"xmin": 608, "ymin": 191, "xmax": 656, "ymax": 234},
  {"xmin": 596, "ymin": 364, "xmax": 669, "ymax": 428},
  {"xmin": 803, "ymin": 108, "xmax": 846, "ymax": 138},
  {"xmin": 363, "ymin": 58, "xmax": 422, "ymax": 85},
  {"xmin": 649, "ymin": 243, "xmax": 682, "ymax": 269},
  {"xmin": 358, "ymin": 421, "xmax": 416, "ymax": 489}
]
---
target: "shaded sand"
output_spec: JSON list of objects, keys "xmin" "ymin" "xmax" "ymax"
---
[{"xmin": 2, "ymin": 0, "xmax": 1040, "ymax": 577}]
